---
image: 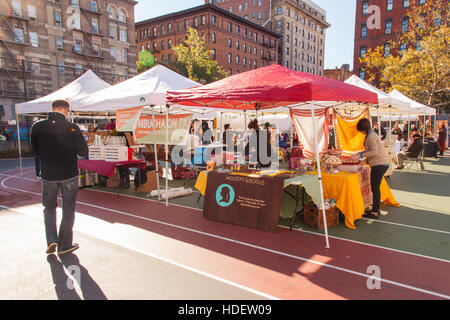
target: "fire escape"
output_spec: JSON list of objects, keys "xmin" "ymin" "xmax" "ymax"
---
[
  {"xmin": 0, "ymin": 0, "xmax": 34, "ymax": 99},
  {"xmin": 73, "ymin": 3, "xmax": 105, "ymax": 76}
]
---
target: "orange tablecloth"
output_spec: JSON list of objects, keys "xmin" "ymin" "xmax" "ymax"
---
[{"xmin": 319, "ymin": 171, "xmax": 400, "ymax": 229}]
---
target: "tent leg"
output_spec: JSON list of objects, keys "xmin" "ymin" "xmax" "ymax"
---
[
  {"xmin": 16, "ymin": 114, "xmax": 23, "ymax": 177},
  {"xmin": 310, "ymin": 103, "xmax": 330, "ymax": 249},
  {"xmin": 150, "ymin": 106, "xmax": 161, "ymax": 202},
  {"xmin": 165, "ymin": 106, "xmax": 169, "ymax": 207}
]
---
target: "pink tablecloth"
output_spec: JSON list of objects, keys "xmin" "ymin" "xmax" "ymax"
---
[{"xmin": 78, "ymin": 160, "xmax": 146, "ymax": 178}]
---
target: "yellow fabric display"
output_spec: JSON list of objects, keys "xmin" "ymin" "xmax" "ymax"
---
[{"xmin": 335, "ymin": 109, "xmax": 369, "ymax": 154}]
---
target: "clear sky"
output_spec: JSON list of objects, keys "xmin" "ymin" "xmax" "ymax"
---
[{"xmin": 134, "ymin": 0, "xmax": 356, "ymax": 70}]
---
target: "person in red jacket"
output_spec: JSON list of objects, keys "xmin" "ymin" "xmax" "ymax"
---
[{"xmin": 438, "ymin": 123, "xmax": 447, "ymax": 156}]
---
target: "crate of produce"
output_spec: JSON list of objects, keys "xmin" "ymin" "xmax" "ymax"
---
[
  {"xmin": 88, "ymin": 146, "xmax": 105, "ymax": 160},
  {"xmin": 304, "ymin": 203, "xmax": 339, "ymax": 230}
]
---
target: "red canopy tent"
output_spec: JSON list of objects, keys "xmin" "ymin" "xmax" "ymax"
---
[
  {"xmin": 166, "ymin": 64, "xmax": 378, "ymax": 110},
  {"xmin": 166, "ymin": 64, "xmax": 379, "ymax": 248}
]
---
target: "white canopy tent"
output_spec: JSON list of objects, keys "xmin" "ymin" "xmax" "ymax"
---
[
  {"xmin": 15, "ymin": 70, "xmax": 111, "ymax": 114},
  {"xmin": 389, "ymin": 90, "xmax": 435, "ymax": 116},
  {"xmin": 70, "ymin": 64, "xmax": 200, "ymax": 112},
  {"xmin": 14, "ymin": 70, "xmax": 112, "ymax": 175}
]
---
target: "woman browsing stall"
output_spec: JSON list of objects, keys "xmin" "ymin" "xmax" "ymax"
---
[{"xmin": 357, "ymin": 118, "xmax": 390, "ymax": 219}]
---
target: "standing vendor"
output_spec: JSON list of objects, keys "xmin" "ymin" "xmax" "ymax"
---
[{"xmin": 356, "ymin": 118, "xmax": 390, "ymax": 219}]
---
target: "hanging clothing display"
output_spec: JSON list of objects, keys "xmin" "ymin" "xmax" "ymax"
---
[
  {"xmin": 335, "ymin": 108, "xmax": 369, "ymax": 154},
  {"xmin": 290, "ymin": 108, "xmax": 329, "ymax": 157}
]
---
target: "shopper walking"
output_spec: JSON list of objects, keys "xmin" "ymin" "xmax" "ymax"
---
[
  {"xmin": 30, "ymin": 100, "xmax": 88, "ymax": 255},
  {"xmin": 438, "ymin": 123, "xmax": 447, "ymax": 156},
  {"xmin": 356, "ymin": 118, "xmax": 390, "ymax": 219}
]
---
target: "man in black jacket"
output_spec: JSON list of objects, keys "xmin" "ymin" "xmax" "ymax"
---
[
  {"xmin": 31, "ymin": 100, "xmax": 88, "ymax": 255},
  {"xmin": 396, "ymin": 134, "xmax": 423, "ymax": 169}
]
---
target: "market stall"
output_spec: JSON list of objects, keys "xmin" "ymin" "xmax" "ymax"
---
[
  {"xmin": 14, "ymin": 70, "xmax": 112, "ymax": 175},
  {"xmin": 167, "ymin": 64, "xmax": 387, "ymax": 247}
]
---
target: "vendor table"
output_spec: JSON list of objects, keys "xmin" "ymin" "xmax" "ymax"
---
[
  {"xmin": 78, "ymin": 159, "xmax": 147, "ymax": 196},
  {"xmin": 195, "ymin": 169, "xmax": 400, "ymax": 231},
  {"xmin": 318, "ymin": 170, "xmax": 399, "ymax": 229},
  {"xmin": 196, "ymin": 170, "xmax": 321, "ymax": 232}
]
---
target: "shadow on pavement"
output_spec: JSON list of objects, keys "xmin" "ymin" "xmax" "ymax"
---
[{"xmin": 47, "ymin": 253, "xmax": 107, "ymax": 300}]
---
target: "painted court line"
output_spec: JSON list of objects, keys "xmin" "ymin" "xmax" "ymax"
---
[
  {"xmin": 1, "ymin": 176, "xmax": 449, "ymax": 300},
  {"xmin": 1, "ymin": 173, "xmax": 449, "ymax": 263},
  {"xmin": 0, "ymin": 204, "xmax": 279, "ymax": 301}
]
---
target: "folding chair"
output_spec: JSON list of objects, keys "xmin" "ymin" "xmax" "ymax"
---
[{"xmin": 403, "ymin": 149, "xmax": 425, "ymax": 170}]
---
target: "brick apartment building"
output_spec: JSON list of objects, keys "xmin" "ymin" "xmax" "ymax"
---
[
  {"xmin": 323, "ymin": 64, "xmax": 354, "ymax": 82},
  {"xmin": 135, "ymin": 4, "xmax": 281, "ymax": 79},
  {"xmin": 207, "ymin": 0, "xmax": 330, "ymax": 75},
  {"xmin": 0, "ymin": 0, "xmax": 137, "ymax": 122},
  {"xmin": 354, "ymin": 0, "xmax": 424, "ymax": 80}
]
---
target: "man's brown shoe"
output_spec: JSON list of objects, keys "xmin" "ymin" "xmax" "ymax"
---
[
  {"xmin": 46, "ymin": 242, "xmax": 58, "ymax": 254},
  {"xmin": 57, "ymin": 243, "xmax": 79, "ymax": 255}
]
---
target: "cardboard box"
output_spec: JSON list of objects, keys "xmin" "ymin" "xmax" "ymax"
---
[{"xmin": 136, "ymin": 170, "xmax": 158, "ymax": 193}]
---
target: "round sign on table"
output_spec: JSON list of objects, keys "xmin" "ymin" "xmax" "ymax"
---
[
  {"xmin": 216, "ymin": 184, "xmax": 235, "ymax": 207},
  {"xmin": 139, "ymin": 50, "xmax": 155, "ymax": 67}
]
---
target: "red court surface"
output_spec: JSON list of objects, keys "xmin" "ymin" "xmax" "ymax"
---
[{"xmin": 1, "ymin": 167, "xmax": 449, "ymax": 300}]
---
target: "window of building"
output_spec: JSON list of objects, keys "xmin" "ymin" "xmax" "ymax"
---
[
  {"xmin": 13, "ymin": 27, "xmax": 23, "ymax": 42},
  {"xmin": 286, "ymin": 8, "xmax": 290, "ymax": 16},
  {"xmin": 361, "ymin": 24, "xmax": 367, "ymax": 38},
  {"xmin": 119, "ymin": 29, "xmax": 127, "ymax": 42},
  {"xmin": 359, "ymin": 69, "xmax": 365, "ymax": 79},
  {"xmin": 236, "ymin": 55, "xmax": 240, "ymax": 64},
  {"xmin": 74, "ymin": 39, "xmax": 82, "ymax": 53},
  {"xmin": 27, "ymin": 5, "xmax": 37, "ymax": 19},
  {"xmin": 12, "ymin": 0, "xmax": 22, "ymax": 16},
  {"xmin": 90, "ymin": 1, "xmax": 97, "ymax": 12},
  {"xmin": 402, "ymin": 17, "xmax": 409, "ymax": 32},
  {"xmin": 75, "ymin": 64, "xmax": 83, "ymax": 75},
  {"xmin": 56, "ymin": 37, "xmax": 63, "ymax": 49},
  {"xmin": 71, "ymin": 0, "xmax": 79, "ymax": 6},
  {"xmin": 212, "ymin": 32, "xmax": 216, "ymax": 43},
  {"xmin": 384, "ymin": 43, "xmax": 391, "ymax": 56},
  {"xmin": 91, "ymin": 19, "xmax": 99, "ymax": 34},
  {"xmin": 109, "ymin": 26, "xmax": 116, "ymax": 39},
  {"xmin": 29, "ymin": 32, "xmax": 38, "ymax": 47},
  {"xmin": 362, "ymin": 1, "xmax": 369, "ymax": 15},
  {"xmin": 400, "ymin": 42, "xmax": 407, "ymax": 55},
  {"xmin": 228, "ymin": 22, "xmax": 232, "ymax": 32},
  {"xmin": 236, "ymin": 40, "xmax": 240, "ymax": 50},
  {"xmin": 228, "ymin": 38, "xmax": 232, "ymax": 48},
  {"xmin": 212, "ymin": 49, "xmax": 216, "ymax": 59},
  {"xmin": 257, "ymin": 12, "xmax": 261, "ymax": 19},
  {"xmin": 161, "ymin": 40, "xmax": 165, "ymax": 50},
  {"xmin": 385, "ymin": 19, "xmax": 392, "ymax": 34},
  {"xmin": 212, "ymin": 15, "xmax": 216, "ymax": 25},
  {"xmin": 228, "ymin": 53, "xmax": 232, "ymax": 63},
  {"xmin": 403, "ymin": 0, "xmax": 410, "ymax": 7},
  {"xmin": 118, "ymin": 9, "xmax": 126, "ymax": 22},
  {"xmin": 108, "ymin": 5, "xmax": 117, "ymax": 19},
  {"xmin": 56, "ymin": 37, "xmax": 64, "ymax": 50},
  {"xmin": 58, "ymin": 62, "xmax": 65, "ymax": 75},
  {"xmin": 236, "ymin": 25, "xmax": 240, "ymax": 33},
  {"xmin": 387, "ymin": 0, "xmax": 393, "ymax": 11},
  {"xmin": 168, "ymin": 39, "xmax": 172, "ymax": 49},
  {"xmin": 360, "ymin": 47, "xmax": 366, "ymax": 58},
  {"xmin": 55, "ymin": 11, "xmax": 62, "ymax": 27},
  {"xmin": 257, "ymin": 0, "xmax": 261, "ymax": 6}
]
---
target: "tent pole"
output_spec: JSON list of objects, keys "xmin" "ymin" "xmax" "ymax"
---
[
  {"xmin": 151, "ymin": 106, "xmax": 161, "ymax": 202},
  {"xmin": 244, "ymin": 110, "xmax": 247, "ymax": 164},
  {"xmin": 333, "ymin": 109, "xmax": 337, "ymax": 149},
  {"xmin": 310, "ymin": 103, "xmax": 330, "ymax": 249},
  {"xmin": 165, "ymin": 105, "xmax": 169, "ymax": 207},
  {"xmin": 16, "ymin": 113, "xmax": 23, "ymax": 177},
  {"xmin": 408, "ymin": 111, "xmax": 411, "ymax": 143}
]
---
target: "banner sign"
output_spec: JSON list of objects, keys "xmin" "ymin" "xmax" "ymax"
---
[
  {"xmin": 116, "ymin": 107, "xmax": 143, "ymax": 132},
  {"xmin": 134, "ymin": 113, "xmax": 192, "ymax": 145},
  {"xmin": 203, "ymin": 172, "xmax": 284, "ymax": 233}
]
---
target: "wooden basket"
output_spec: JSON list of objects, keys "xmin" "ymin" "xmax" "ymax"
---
[{"xmin": 304, "ymin": 203, "xmax": 339, "ymax": 230}]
